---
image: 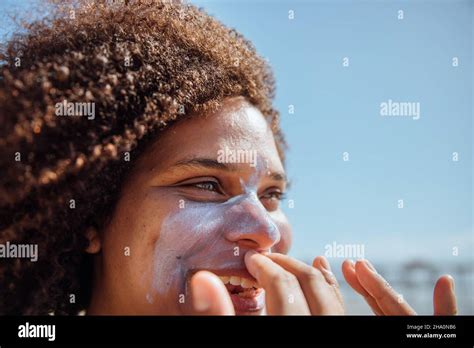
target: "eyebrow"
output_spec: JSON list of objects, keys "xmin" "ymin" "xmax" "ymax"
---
[{"xmin": 171, "ymin": 157, "xmax": 287, "ymax": 183}]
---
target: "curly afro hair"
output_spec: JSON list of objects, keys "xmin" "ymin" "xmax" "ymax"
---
[{"xmin": 0, "ymin": 0, "xmax": 285, "ymax": 315}]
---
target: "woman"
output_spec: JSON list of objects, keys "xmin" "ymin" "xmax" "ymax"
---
[{"xmin": 0, "ymin": 0, "xmax": 457, "ymax": 315}]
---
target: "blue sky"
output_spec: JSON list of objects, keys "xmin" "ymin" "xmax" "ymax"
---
[
  {"xmin": 190, "ymin": 0, "xmax": 473, "ymax": 263},
  {"xmin": 1, "ymin": 0, "xmax": 472, "ymax": 264}
]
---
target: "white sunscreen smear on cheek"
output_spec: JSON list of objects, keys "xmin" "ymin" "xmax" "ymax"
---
[{"xmin": 149, "ymin": 159, "xmax": 280, "ymax": 304}]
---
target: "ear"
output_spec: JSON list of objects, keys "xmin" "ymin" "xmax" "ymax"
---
[{"xmin": 85, "ymin": 227, "xmax": 101, "ymax": 254}]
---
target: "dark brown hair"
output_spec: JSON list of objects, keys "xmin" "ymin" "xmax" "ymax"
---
[{"xmin": 0, "ymin": 0, "xmax": 284, "ymax": 314}]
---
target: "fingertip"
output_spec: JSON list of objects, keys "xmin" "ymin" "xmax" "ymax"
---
[
  {"xmin": 244, "ymin": 249, "xmax": 258, "ymax": 267},
  {"xmin": 434, "ymin": 275, "xmax": 457, "ymax": 316},
  {"xmin": 190, "ymin": 270, "xmax": 204, "ymax": 287},
  {"xmin": 316, "ymin": 255, "xmax": 327, "ymax": 263},
  {"xmin": 353, "ymin": 260, "xmax": 379, "ymax": 288},
  {"xmin": 191, "ymin": 271, "xmax": 234, "ymax": 315},
  {"xmin": 447, "ymin": 275, "xmax": 455, "ymax": 291},
  {"xmin": 321, "ymin": 255, "xmax": 331, "ymax": 268},
  {"xmin": 341, "ymin": 260, "xmax": 353, "ymax": 282},
  {"xmin": 342, "ymin": 259, "xmax": 355, "ymax": 270},
  {"xmin": 356, "ymin": 259, "xmax": 377, "ymax": 274},
  {"xmin": 435, "ymin": 274, "xmax": 455, "ymax": 292},
  {"xmin": 311, "ymin": 255, "xmax": 322, "ymax": 268},
  {"xmin": 191, "ymin": 270, "xmax": 225, "ymax": 297},
  {"xmin": 354, "ymin": 259, "xmax": 364, "ymax": 272},
  {"xmin": 190, "ymin": 271, "xmax": 216, "ymax": 312},
  {"xmin": 342, "ymin": 260, "xmax": 369, "ymax": 296},
  {"xmin": 245, "ymin": 249, "xmax": 258, "ymax": 261},
  {"xmin": 192, "ymin": 270, "xmax": 218, "ymax": 283},
  {"xmin": 244, "ymin": 249, "xmax": 262, "ymax": 278}
]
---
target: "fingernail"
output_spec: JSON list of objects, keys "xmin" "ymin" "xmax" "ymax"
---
[
  {"xmin": 362, "ymin": 259, "xmax": 377, "ymax": 273},
  {"xmin": 193, "ymin": 283, "xmax": 211, "ymax": 312},
  {"xmin": 448, "ymin": 275, "xmax": 455, "ymax": 291},
  {"xmin": 347, "ymin": 259, "xmax": 355, "ymax": 269},
  {"xmin": 320, "ymin": 257, "xmax": 332, "ymax": 271}
]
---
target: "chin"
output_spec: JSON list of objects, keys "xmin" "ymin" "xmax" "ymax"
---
[{"xmin": 236, "ymin": 308, "xmax": 265, "ymax": 316}]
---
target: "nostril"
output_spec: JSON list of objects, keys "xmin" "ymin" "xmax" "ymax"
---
[{"xmin": 236, "ymin": 239, "xmax": 260, "ymax": 250}]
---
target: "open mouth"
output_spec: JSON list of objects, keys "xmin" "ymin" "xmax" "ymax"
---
[
  {"xmin": 218, "ymin": 276, "xmax": 260, "ymax": 297},
  {"xmin": 217, "ymin": 275, "xmax": 265, "ymax": 313},
  {"xmin": 188, "ymin": 270, "xmax": 265, "ymax": 314}
]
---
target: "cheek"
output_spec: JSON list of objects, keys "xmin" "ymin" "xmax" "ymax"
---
[
  {"xmin": 101, "ymin": 188, "xmax": 185, "ymax": 300},
  {"xmin": 149, "ymin": 202, "xmax": 227, "ymax": 299}
]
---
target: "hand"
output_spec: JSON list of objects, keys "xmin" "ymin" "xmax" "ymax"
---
[
  {"xmin": 190, "ymin": 251, "xmax": 345, "ymax": 315},
  {"xmin": 245, "ymin": 251, "xmax": 345, "ymax": 315},
  {"xmin": 342, "ymin": 259, "xmax": 458, "ymax": 315}
]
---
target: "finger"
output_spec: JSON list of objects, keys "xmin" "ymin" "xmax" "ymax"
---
[
  {"xmin": 190, "ymin": 271, "xmax": 235, "ymax": 315},
  {"xmin": 342, "ymin": 259, "xmax": 383, "ymax": 315},
  {"xmin": 312, "ymin": 256, "xmax": 339, "ymax": 287},
  {"xmin": 312, "ymin": 256, "xmax": 344, "ymax": 307},
  {"xmin": 265, "ymin": 252, "xmax": 343, "ymax": 314},
  {"xmin": 244, "ymin": 250, "xmax": 311, "ymax": 315},
  {"xmin": 355, "ymin": 260, "xmax": 416, "ymax": 315},
  {"xmin": 433, "ymin": 275, "xmax": 457, "ymax": 315}
]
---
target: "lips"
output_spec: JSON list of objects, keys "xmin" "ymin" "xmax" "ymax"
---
[
  {"xmin": 217, "ymin": 275, "xmax": 265, "ymax": 313},
  {"xmin": 188, "ymin": 270, "xmax": 265, "ymax": 314}
]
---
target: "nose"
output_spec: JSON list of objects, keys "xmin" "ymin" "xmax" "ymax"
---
[{"xmin": 223, "ymin": 193, "xmax": 280, "ymax": 251}]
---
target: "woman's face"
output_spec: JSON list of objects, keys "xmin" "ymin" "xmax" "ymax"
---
[{"xmin": 87, "ymin": 97, "xmax": 292, "ymax": 315}]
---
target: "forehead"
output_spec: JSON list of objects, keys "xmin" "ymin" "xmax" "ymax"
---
[
  {"xmin": 200, "ymin": 98, "xmax": 271, "ymax": 142},
  {"xmin": 142, "ymin": 97, "xmax": 282, "ymax": 170}
]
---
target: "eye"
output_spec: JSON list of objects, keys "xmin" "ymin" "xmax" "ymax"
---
[
  {"xmin": 261, "ymin": 190, "xmax": 286, "ymax": 201},
  {"xmin": 262, "ymin": 191, "xmax": 285, "ymax": 201},
  {"xmin": 177, "ymin": 177, "xmax": 225, "ymax": 196},
  {"xmin": 260, "ymin": 189, "xmax": 286, "ymax": 211},
  {"xmin": 193, "ymin": 181, "xmax": 220, "ymax": 192}
]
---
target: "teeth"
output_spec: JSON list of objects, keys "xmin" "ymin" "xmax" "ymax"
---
[
  {"xmin": 241, "ymin": 278, "xmax": 257, "ymax": 289},
  {"xmin": 229, "ymin": 276, "xmax": 241, "ymax": 286},
  {"xmin": 218, "ymin": 275, "xmax": 258, "ymax": 288},
  {"xmin": 218, "ymin": 276, "xmax": 231, "ymax": 284}
]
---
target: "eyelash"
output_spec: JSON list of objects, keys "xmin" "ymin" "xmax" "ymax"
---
[
  {"xmin": 262, "ymin": 191, "xmax": 287, "ymax": 201},
  {"xmin": 189, "ymin": 181, "xmax": 286, "ymax": 201},
  {"xmin": 192, "ymin": 181, "xmax": 221, "ymax": 192}
]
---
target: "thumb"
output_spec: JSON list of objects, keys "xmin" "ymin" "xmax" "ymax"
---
[
  {"xmin": 433, "ymin": 275, "xmax": 457, "ymax": 315},
  {"xmin": 190, "ymin": 271, "xmax": 235, "ymax": 315}
]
